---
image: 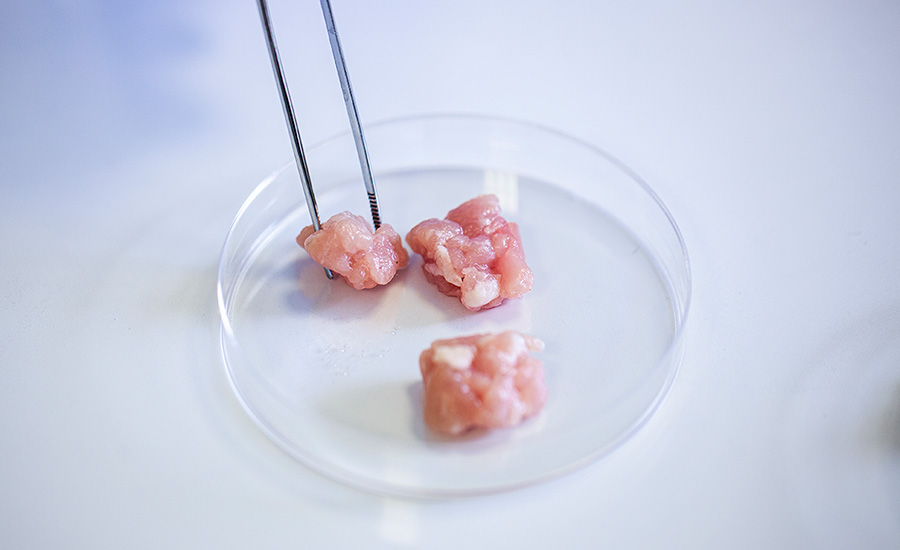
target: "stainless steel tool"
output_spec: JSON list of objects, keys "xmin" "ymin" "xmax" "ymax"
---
[
  {"xmin": 255, "ymin": 0, "xmax": 383, "ymax": 279},
  {"xmin": 320, "ymin": 0, "xmax": 382, "ymax": 230}
]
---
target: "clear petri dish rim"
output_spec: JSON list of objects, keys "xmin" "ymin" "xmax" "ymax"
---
[{"xmin": 216, "ymin": 112, "xmax": 692, "ymax": 498}]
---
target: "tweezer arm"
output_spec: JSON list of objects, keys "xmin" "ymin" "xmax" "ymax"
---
[
  {"xmin": 256, "ymin": 0, "xmax": 333, "ymax": 279},
  {"xmin": 320, "ymin": 0, "xmax": 382, "ymax": 229}
]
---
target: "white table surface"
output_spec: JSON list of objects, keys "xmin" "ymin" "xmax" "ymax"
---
[{"xmin": 2, "ymin": 1, "xmax": 899, "ymax": 547}]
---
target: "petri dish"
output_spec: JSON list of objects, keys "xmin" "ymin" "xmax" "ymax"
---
[{"xmin": 217, "ymin": 114, "xmax": 691, "ymax": 498}]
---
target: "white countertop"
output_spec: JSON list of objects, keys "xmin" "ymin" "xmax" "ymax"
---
[{"xmin": 2, "ymin": 0, "xmax": 899, "ymax": 547}]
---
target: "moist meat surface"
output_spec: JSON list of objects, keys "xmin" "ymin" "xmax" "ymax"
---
[
  {"xmin": 419, "ymin": 331, "xmax": 547, "ymax": 435},
  {"xmin": 297, "ymin": 211, "xmax": 409, "ymax": 289},
  {"xmin": 406, "ymin": 194, "xmax": 533, "ymax": 311}
]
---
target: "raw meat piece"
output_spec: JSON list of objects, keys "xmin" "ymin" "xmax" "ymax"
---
[
  {"xmin": 297, "ymin": 211, "xmax": 409, "ymax": 290},
  {"xmin": 419, "ymin": 331, "xmax": 547, "ymax": 435},
  {"xmin": 406, "ymin": 194, "xmax": 533, "ymax": 311}
]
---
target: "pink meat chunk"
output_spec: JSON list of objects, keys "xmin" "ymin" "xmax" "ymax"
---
[
  {"xmin": 406, "ymin": 194, "xmax": 533, "ymax": 311},
  {"xmin": 419, "ymin": 331, "xmax": 547, "ymax": 436},
  {"xmin": 297, "ymin": 211, "xmax": 409, "ymax": 290}
]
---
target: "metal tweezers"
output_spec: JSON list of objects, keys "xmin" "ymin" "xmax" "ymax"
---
[{"xmin": 256, "ymin": 0, "xmax": 382, "ymax": 279}]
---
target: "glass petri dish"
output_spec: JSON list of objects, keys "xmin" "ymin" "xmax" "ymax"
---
[{"xmin": 217, "ymin": 114, "xmax": 691, "ymax": 498}]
